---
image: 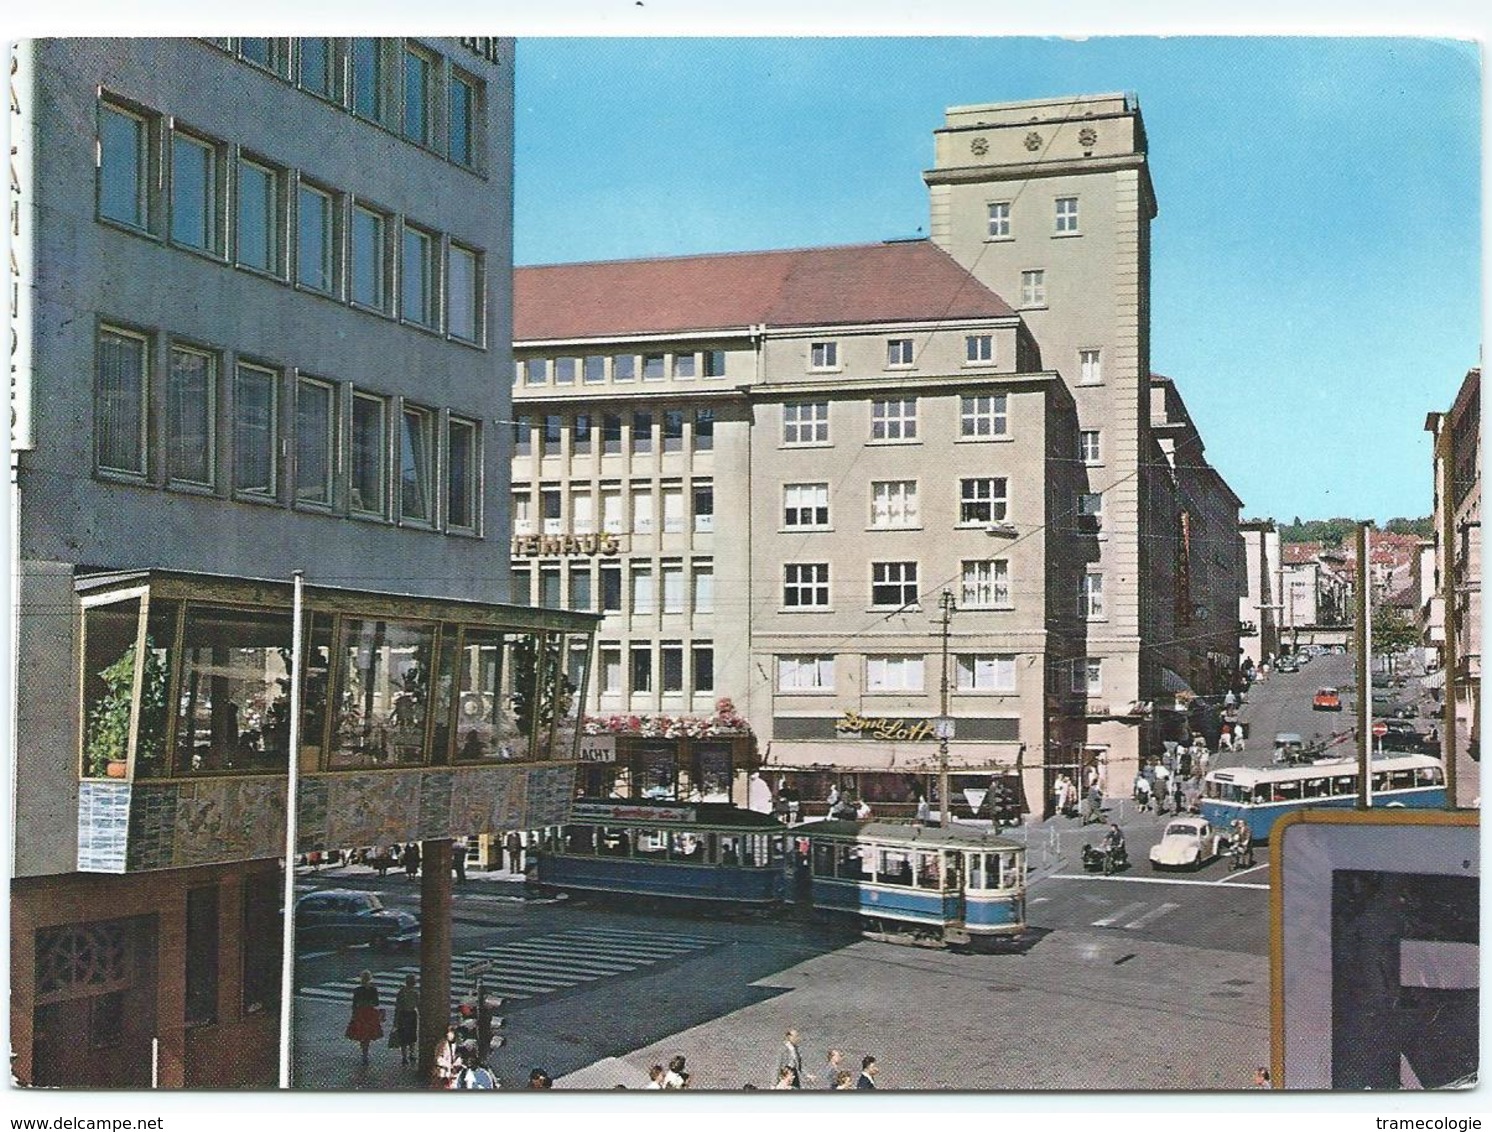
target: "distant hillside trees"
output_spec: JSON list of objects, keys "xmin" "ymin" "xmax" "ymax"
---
[{"xmin": 1278, "ymin": 516, "xmax": 1432, "ymax": 543}]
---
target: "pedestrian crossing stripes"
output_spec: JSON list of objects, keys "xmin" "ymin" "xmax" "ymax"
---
[
  {"xmin": 295, "ymin": 927, "xmax": 720, "ymax": 1006},
  {"xmin": 1091, "ymin": 900, "xmax": 1180, "ymax": 931}
]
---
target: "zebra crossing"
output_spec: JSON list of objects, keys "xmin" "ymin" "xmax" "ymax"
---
[
  {"xmin": 1090, "ymin": 900, "xmax": 1182, "ymax": 931},
  {"xmin": 296, "ymin": 926, "xmax": 721, "ymax": 1007}
]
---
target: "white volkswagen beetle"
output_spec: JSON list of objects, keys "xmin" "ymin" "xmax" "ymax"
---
[{"xmin": 1148, "ymin": 817, "xmax": 1225, "ymax": 870}]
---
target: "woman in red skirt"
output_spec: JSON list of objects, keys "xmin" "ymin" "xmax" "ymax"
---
[{"xmin": 345, "ymin": 970, "xmax": 383, "ymax": 1064}]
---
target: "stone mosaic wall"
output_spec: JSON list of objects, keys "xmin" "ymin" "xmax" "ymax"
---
[{"xmin": 79, "ymin": 763, "xmax": 582, "ymax": 872}]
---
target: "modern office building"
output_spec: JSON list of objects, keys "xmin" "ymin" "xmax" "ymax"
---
[
  {"xmin": 9, "ymin": 37, "xmax": 594, "ymax": 1088},
  {"xmin": 511, "ymin": 93, "xmax": 1243, "ymax": 818}
]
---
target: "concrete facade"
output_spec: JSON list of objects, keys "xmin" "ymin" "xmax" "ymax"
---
[
  {"xmin": 511, "ymin": 93, "xmax": 1242, "ymax": 813},
  {"xmin": 8, "ymin": 37, "xmax": 541, "ymax": 1088}
]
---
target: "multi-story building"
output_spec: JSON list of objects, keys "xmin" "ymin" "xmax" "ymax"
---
[
  {"xmin": 1425, "ymin": 367, "xmax": 1481, "ymax": 800},
  {"xmin": 511, "ymin": 93, "xmax": 1241, "ymax": 816},
  {"xmin": 9, "ymin": 37, "xmax": 594, "ymax": 1088},
  {"xmin": 1239, "ymin": 520, "xmax": 1281, "ymax": 669}
]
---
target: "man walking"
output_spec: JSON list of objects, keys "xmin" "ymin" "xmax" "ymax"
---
[
  {"xmin": 856, "ymin": 1055, "xmax": 879, "ymax": 1089},
  {"xmin": 777, "ymin": 1028, "xmax": 805, "ymax": 1088},
  {"xmin": 822, "ymin": 1049, "xmax": 844, "ymax": 1089}
]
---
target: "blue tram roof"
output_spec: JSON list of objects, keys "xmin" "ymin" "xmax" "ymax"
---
[{"xmin": 796, "ymin": 818, "xmax": 1024, "ymax": 850}]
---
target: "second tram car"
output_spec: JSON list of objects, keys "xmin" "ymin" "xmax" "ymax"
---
[{"xmin": 798, "ymin": 819, "xmax": 1027, "ymax": 947}]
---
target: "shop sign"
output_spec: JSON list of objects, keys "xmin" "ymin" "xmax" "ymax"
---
[
  {"xmin": 835, "ymin": 710, "xmax": 935, "ymax": 742},
  {"xmin": 571, "ymin": 802, "xmax": 696, "ymax": 824},
  {"xmin": 511, "ymin": 533, "xmax": 622, "ymax": 558},
  {"xmin": 578, "ymin": 736, "xmax": 616, "ymax": 763}
]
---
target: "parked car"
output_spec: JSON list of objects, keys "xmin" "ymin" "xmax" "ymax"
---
[
  {"xmin": 1312, "ymin": 687, "xmax": 1343, "ymax": 712},
  {"xmin": 294, "ymin": 889, "xmax": 420, "ymax": 950},
  {"xmin": 1149, "ymin": 817, "xmax": 1226, "ymax": 870},
  {"xmin": 1275, "ymin": 657, "xmax": 1299, "ymax": 674}
]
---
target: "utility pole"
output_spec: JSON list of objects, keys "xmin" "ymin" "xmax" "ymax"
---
[{"xmin": 935, "ymin": 590, "xmax": 956, "ymax": 828}]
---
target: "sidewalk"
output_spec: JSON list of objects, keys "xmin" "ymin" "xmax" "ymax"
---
[{"xmin": 296, "ymin": 859, "xmax": 531, "ymax": 888}]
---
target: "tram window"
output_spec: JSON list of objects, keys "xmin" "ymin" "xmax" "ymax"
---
[
  {"xmin": 719, "ymin": 835, "xmax": 741, "ymax": 866},
  {"xmin": 943, "ymin": 852, "xmax": 961, "ymax": 891},
  {"xmin": 770, "ymin": 835, "xmax": 787, "ymax": 864},
  {"xmin": 599, "ymin": 827, "xmax": 631, "ymax": 857},
  {"xmin": 1302, "ymin": 777, "xmax": 1328, "ymax": 799},
  {"xmin": 566, "ymin": 826, "xmax": 594, "ymax": 854},
  {"xmin": 1252, "ymin": 785, "xmax": 1271, "ymax": 804},
  {"xmin": 964, "ymin": 853, "xmax": 984, "ymax": 890},
  {"xmin": 812, "ymin": 842, "xmax": 835, "ymax": 877},
  {"xmin": 671, "ymin": 832, "xmax": 705, "ymax": 862},
  {"xmin": 999, "ymin": 852, "xmax": 1020, "ymax": 889},
  {"xmin": 1372, "ymin": 772, "xmax": 1390, "ymax": 792},
  {"xmin": 915, "ymin": 851, "xmax": 941, "ymax": 889},
  {"xmin": 1416, "ymin": 766, "xmax": 1442, "ymax": 786},
  {"xmin": 1389, "ymin": 770, "xmax": 1414, "ymax": 790},
  {"xmin": 878, "ymin": 848, "xmax": 914, "ymax": 887},
  {"xmin": 835, "ymin": 845, "xmax": 864, "ymax": 880},
  {"xmin": 1333, "ymin": 776, "xmax": 1357, "ymax": 796}
]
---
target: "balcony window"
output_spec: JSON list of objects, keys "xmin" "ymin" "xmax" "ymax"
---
[
  {"xmin": 693, "ymin": 480, "xmax": 714, "ymax": 533},
  {"xmin": 173, "ymin": 605, "xmax": 294, "ymax": 774},
  {"xmin": 328, "ymin": 618, "xmax": 436, "ymax": 768}
]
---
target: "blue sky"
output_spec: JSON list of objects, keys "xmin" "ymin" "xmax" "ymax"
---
[{"xmin": 513, "ymin": 37, "xmax": 1482, "ymax": 525}]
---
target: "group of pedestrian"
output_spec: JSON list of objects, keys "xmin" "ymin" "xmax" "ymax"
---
[
  {"xmin": 775, "ymin": 1028, "xmax": 880, "ymax": 1090},
  {"xmin": 643, "ymin": 1055, "xmax": 691, "ymax": 1089}
]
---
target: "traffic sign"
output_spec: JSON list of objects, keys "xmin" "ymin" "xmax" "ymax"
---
[
  {"xmin": 934, "ymin": 717, "xmax": 956, "ymax": 741},
  {"xmin": 464, "ymin": 958, "xmax": 495, "ymax": 979},
  {"xmin": 1372, "ymin": 721, "xmax": 1388, "ymax": 738}
]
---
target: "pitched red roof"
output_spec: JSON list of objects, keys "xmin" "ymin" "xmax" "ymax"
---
[{"xmin": 514, "ymin": 241, "xmax": 1015, "ymax": 342}]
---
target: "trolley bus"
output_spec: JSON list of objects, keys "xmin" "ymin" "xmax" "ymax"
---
[
  {"xmin": 535, "ymin": 799, "xmax": 790, "ymax": 905},
  {"xmin": 1200, "ymin": 753, "xmax": 1446, "ymax": 841},
  {"xmin": 798, "ymin": 819, "xmax": 1027, "ymax": 947}
]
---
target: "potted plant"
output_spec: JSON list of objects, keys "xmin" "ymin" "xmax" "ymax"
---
[{"xmin": 84, "ymin": 641, "xmax": 169, "ymax": 778}]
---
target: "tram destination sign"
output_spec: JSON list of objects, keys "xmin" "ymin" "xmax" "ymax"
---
[{"xmin": 571, "ymin": 802, "xmax": 697, "ymax": 824}]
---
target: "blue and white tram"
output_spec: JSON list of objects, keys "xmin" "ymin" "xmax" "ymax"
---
[
  {"xmin": 799, "ymin": 820, "xmax": 1027, "ymax": 947},
  {"xmin": 1200, "ymin": 753, "xmax": 1447, "ymax": 841},
  {"xmin": 536, "ymin": 799, "xmax": 790, "ymax": 905}
]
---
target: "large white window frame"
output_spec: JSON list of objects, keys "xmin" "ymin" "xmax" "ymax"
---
[
  {"xmin": 959, "ymin": 477, "xmax": 1009, "ymax": 525},
  {"xmin": 965, "ymin": 335, "xmax": 994, "ymax": 364},
  {"xmin": 783, "ymin": 563, "xmax": 830, "ymax": 609},
  {"xmin": 1079, "ymin": 348, "xmax": 1103, "ymax": 386},
  {"xmin": 1020, "ymin": 269, "xmax": 1046, "ymax": 307},
  {"xmin": 960, "ymin": 393, "xmax": 1009, "ymax": 438},
  {"xmin": 987, "ymin": 200, "xmax": 1011, "ymax": 238},
  {"xmin": 778, "ymin": 655, "xmax": 834, "ymax": 692},
  {"xmin": 783, "ymin": 401, "xmax": 830, "ymax": 446},
  {"xmin": 956, "ymin": 654, "xmax": 1016, "ymax": 692},
  {"xmin": 886, "ymin": 338, "xmax": 915, "ymax": 368},
  {"xmin": 871, "ymin": 561, "xmax": 919, "ymax": 608},
  {"xmin": 783, "ymin": 483, "xmax": 830, "ymax": 529},
  {"xmin": 809, "ymin": 341, "xmax": 839, "ymax": 370},
  {"xmin": 961, "ymin": 559, "xmax": 1011, "ymax": 609},
  {"xmin": 1080, "ymin": 430, "xmax": 1102, "ymax": 465},
  {"xmin": 1055, "ymin": 196, "xmax": 1080, "ymax": 234},
  {"xmin": 871, "ymin": 398, "xmax": 918, "ymax": 442},
  {"xmin": 867, "ymin": 655, "xmax": 925, "ymax": 692},
  {"xmin": 870, "ymin": 480, "xmax": 918, "ymax": 528}
]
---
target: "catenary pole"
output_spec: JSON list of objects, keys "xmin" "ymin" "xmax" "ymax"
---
[
  {"xmin": 937, "ymin": 590, "xmax": 955, "ymax": 828},
  {"xmin": 279, "ymin": 570, "xmax": 305, "ymax": 1087},
  {"xmin": 1356, "ymin": 526, "xmax": 1371, "ymax": 809}
]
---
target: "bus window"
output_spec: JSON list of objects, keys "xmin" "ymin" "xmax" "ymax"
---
[
  {"xmin": 1372, "ymin": 772, "xmax": 1390, "ymax": 792},
  {"xmin": 878, "ymin": 848, "xmax": 914, "ymax": 887},
  {"xmin": 1253, "ymin": 784, "xmax": 1271, "ymax": 804},
  {"xmin": 1333, "ymin": 776, "xmax": 1357, "ymax": 796},
  {"xmin": 1389, "ymin": 770, "xmax": 1414, "ymax": 790},
  {"xmin": 915, "ymin": 850, "xmax": 941, "ymax": 889},
  {"xmin": 1303, "ymin": 777, "xmax": 1328, "ymax": 799},
  {"xmin": 1415, "ymin": 766, "xmax": 1443, "ymax": 786},
  {"xmin": 1273, "ymin": 780, "xmax": 1302, "ymax": 803},
  {"xmin": 1204, "ymin": 780, "xmax": 1218, "ymax": 799},
  {"xmin": 566, "ymin": 825, "xmax": 595, "ymax": 854}
]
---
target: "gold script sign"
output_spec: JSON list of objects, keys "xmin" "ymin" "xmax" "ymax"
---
[
  {"xmin": 835, "ymin": 710, "xmax": 935, "ymax": 742},
  {"xmin": 511, "ymin": 533, "xmax": 621, "ymax": 558}
]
